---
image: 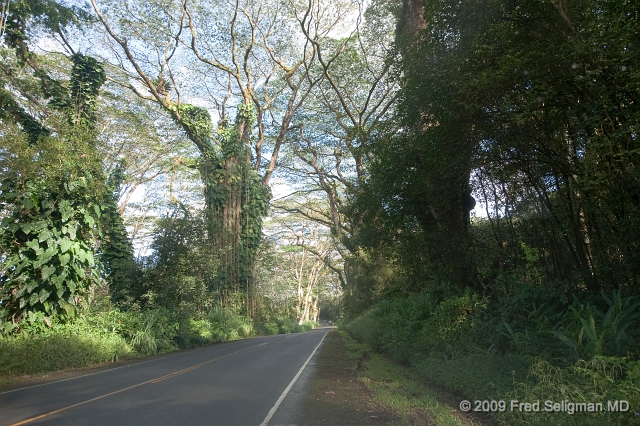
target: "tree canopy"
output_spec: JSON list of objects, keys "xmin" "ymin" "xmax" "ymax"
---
[{"xmin": 1, "ymin": 0, "xmax": 639, "ymax": 342}]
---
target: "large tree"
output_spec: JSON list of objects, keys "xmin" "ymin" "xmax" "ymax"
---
[
  {"xmin": 273, "ymin": 0, "xmax": 400, "ymax": 298},
  {"xmin": 362, "ymin": 0, "xmax": 640, "ymax": 297},
  {"xmin": 259, "ymin": 211, "xmax": 341, "ymax": 323},
  {"xmin": 0, "ymin": 0, "xmax": 123, "ymax": 325},
  {"xmin": 463, "ymin": 0, "xmax": 640, "ymax": 290},
  {"xmin": 88, "ymin": 0, "xmax": 357, "ymax": 311}
]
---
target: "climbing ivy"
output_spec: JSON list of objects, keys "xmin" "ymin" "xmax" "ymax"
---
[
  {"xmin": 0, "ymin": 166, "xmax": 104, "ymax": 323},
  {"xmin": 0, "ymin": 87, "xmax": 50, "ymax": 145},
  {"xmin": 0, "ymin": 4, "xmax": 116, "ymax": 327},
  {"xmin": 177, "ymin": 104, "xmax": 213, "ymax": 148},
  {"xmin": 101, "ymin": 163, "xmax": 140, "ymax": 306},
  {"xmin": 166, "ymin": 101, "xmax": 269, "ymax": 311},
  {"xmin": 68, "ymin": 54, "xmax": 106, "ymax": 126}
]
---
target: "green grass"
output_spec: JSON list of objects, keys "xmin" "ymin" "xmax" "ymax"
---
[
  {"xmin": 339, "ymin": 331, "xmax": 474, "ymax": 426},
  {"xmin": 0, "ymin": 329, "xmax": 132, "ymax": 376},
  {"xmin": 411, "ymin": 353, "xmax": 640, "ymax": 425},
  {"xmin": 0, "ymin": 307, "xmax": 319, "ymax": 381},
  {"xmin": 411, "ymin": 352, "xmax": 529, "ymax": 401}
]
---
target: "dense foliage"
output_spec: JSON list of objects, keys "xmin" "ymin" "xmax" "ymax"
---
[
  {"xmin": 339, "ymin": 1, "xmax": 640, "ymax": 424},
  {"xmin": 0, "ymin": 0, "xmax": 320, "ymax": 373},
  {"xmin": 345, "ymin": 0, "xmax": 640, "ymax": 315},
  {"xmin": 2, "ymin": 1, "xmax": 640, "ymax": 422},
  {"xmin": 1, "ymin": 2, "xmax": 113, "ymax": 327}
]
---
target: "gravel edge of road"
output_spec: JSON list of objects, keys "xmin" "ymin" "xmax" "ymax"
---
[{"xmin": 300, "ymin": 330, "xmax": 498, "ymax": 426}]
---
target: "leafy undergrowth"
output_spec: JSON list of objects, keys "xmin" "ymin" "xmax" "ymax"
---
[
  {"xmin": 0, "ymin": 307, "xmax": 317, "ymax": 379},
  {"xmin": 343, "ymin": 289, "xmax": 640, "ymax": 425},
  {"xmin": 0, "ymin": 328, "xmax": 131, "ymax": 377}
]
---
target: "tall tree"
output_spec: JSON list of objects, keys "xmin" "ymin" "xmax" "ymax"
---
[
  {"xmin": 463, "ymin": 0, "xmax": 640, "ymax": 289},
  {"xmin": 273, "ymin": 0, "xmax": 399, "ymax": 298},
  {"xmin": 385, "ymin": 0, "xmax": 481, "ymax": 290},
  {"xmin": 0, "ymin": 0, "xmax": 115, "ymax": 324},
  {"xmin": 363, "ymin": 0, "xmax": 640, "ymax": 297},
  {"xmin": 259, "ymin": 212, "xmax": 340, "ymax": 323},
  {"xmin": 89, "ymin": 0, "xmax": 355, "ymax": 312}
]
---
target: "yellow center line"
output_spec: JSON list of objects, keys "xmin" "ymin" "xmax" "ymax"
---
[{"xmin": 11, "ymin": 342, "xmax": 268, "ymax": 426}]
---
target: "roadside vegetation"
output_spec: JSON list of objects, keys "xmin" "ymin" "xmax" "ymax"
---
[
  {"xmin": 304, "ymin": 329, "xmax": 480, "ymax": 426},
  {"xmin": 2, "ymin": 1, "xmax": 640, "ymax": 425},
  {"xmin": 338, "ymin": 1, "xmax": 640, "ymax": 425},
  {"xmin": 0, "ymin": 204, "xmax": 319, "ymax": 377},
  {"xmin": 338, "ymin": 331, "xmax": 478, "ymax": 426},
  {"xmin": 342, "ymin": 288, "xmax": 640, "ymax": 425},
  {"xmin": 0, "ymin": 302, "xmax": 317, "ymax": 378},
  {"xmin": 1, "ymin": 0, "xmax": 332, "ymax": 381}
]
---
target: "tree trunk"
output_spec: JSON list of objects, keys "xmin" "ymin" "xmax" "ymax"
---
[
  {"xmin": 201, "ymin": 109, "xmax": 268, "ymax": 311},
  {"xmin": 396, "ymin": 0, "xmax": 479, "ymax": 290}
]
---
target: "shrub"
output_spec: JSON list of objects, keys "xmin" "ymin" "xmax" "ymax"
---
[
  {"xmin": 255, "ymin": 320, "xmax": 279, "ymax": 335},
  {"xmin": 206, "ymin": 306, "xmax": 255, "ymax": 342},
  {"xmin": 0, "ymin": 327, "xmax": 131, "ymax": 375},
  {"xmin": 277, "ymin": 318, "xmax": 302, "ymax": 334},
  {"xmin": 495, "ymin": 357, "xmax": 640, "ymax": 425},
  {"xmin": 300, "ymin": 320, "xmax": 319, "ymax": 331},
  {"xmin": 344, "ymin": 287, "xmax": 640, "ymax": 425},
  {"xmin": 0, "ymin": 303, "xmax": 319, "ymax": 378},
  {"xmin": 130, "ymin": 329, "xmax": 157, "ymax": 355}
]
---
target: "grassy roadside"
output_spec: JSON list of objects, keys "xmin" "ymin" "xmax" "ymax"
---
[
  {"xmin": 303, "ymin": 330, "xmax": 493, "ymax": 426},
  {"xmin": 302, "ymin": 329, "xmax": 399, "ymax": 425},
  {"xmin": 342, "ymin": 291, "xmax": 640, "ymax": 425},
  {"xmin": 339, "ymin": 331, "xmax": 494, "ymax": 426},
  {"xmin": 0, "ymin": 308, "xmax": 318, "ymax": 388}
]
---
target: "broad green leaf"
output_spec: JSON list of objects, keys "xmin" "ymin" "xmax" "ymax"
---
[
  {"xmin": 551, "ymin": 331, "xmax": 578, "ymax": 354},
  {"xmin": 38, "ymin": 289, "xmax": 50, "ymax": 304},
  {"xmin": 59, "ymin": 299, "xmax": 74, "ymax": 315},
  {"xmin": 39, "ymin": 247, "xmax": 57, "ymax": 265},
  {"xmin": 71, "ymin": 263, "xmax": 85, "ymax": 279},
  {"xmin": 41, "ymin": 199, "xmax": 54, "ymax": 210},
  {"xmin": 62, "ymin": 224, "xmax": 78, "ymax": 240},
  {"xmin": 66, "ymin": 180, "xmax": 78, "ymax": 191},
  {"xmin": 59, "ymin": 238, "xmax": 73, "ymax": 253},
  {"xmin": 580, "ymin": 317, "xmax": 598, "ymax": 342},
  {"xmin": 59, "ymin": 253, "xmax": 71, "ymax": 266},
  {"xmin": 22, "ymin": 198, "xmax": 36, "ymax": 209},
  {"xmin": 26, "ymin": 239, "xmax": 40, "ymax": 251},
  {"xmin": 59, "ymin": 200, "xmax": 73, "ymax": 222},
  {"xmin": 38, "ymin": 229, "xmax": 53, "ymax": 242},
  {"xmin": 26, "ymin": 281, "xmax": 39, "ymax": 294},
  {"xmin": 41, "ymin": 265, "xmax": 56, "ymax": 280},
  {"xmin": 29, "ymin": 292, "xmax": 40, "ymax": 306},
  {"xmin": 84, "ymin": 212, "xmax": 95, "ymax": 227}
]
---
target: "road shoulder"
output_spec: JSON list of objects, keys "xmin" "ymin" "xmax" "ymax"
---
[
  {"xmin": 301, "ymin": 330, "xmax": 496, "ymax": 426},
  {"xmin": 300, "ymin": 329, "xmax": 398, "ymax": 425}
]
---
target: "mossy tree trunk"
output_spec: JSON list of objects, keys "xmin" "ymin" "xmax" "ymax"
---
[{"xmin": 200, "ymin": 106, "xmax": 268, "ymax": 312}]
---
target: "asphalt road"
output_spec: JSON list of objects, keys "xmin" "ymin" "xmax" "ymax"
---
[{"xmin": 0, "ymin": 328, "xmax": 331, "ymax": 426}]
